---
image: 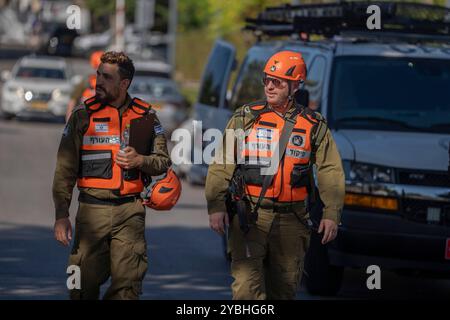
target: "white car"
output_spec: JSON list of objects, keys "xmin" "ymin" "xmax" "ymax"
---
[{"xmin": 1, "ymin": 55, "xmax": 79, "ymax": 121}]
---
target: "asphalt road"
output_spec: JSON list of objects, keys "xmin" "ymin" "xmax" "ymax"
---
[
  {"xmin": 1, "ymin": 118, "xmax": 450, "ymax": 300},
  {"xmin": 0, "ymin": 54, "xmax": 449, "ymax": 300}
]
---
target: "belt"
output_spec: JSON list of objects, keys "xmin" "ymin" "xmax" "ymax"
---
[
  {"xmin": 272, "ymin": 204, "xmax": 316, "ymax": 230},
  {"xmin": 78, "ymin": 193, "xmax": 140, "ymax": 206},
  {"xmin": 272, "ymin": 204, "xmax": 294, "ymax": 213},
  {"xmin": 272, "ymin": 201, "xmax": 307, "ymax": 214}
]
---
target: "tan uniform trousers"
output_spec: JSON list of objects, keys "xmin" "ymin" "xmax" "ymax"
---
[
  {"xmin": 68, "ymin": 199, "xmax": 148, "ymax": 300},
  {"xmin": 229, "ymin": 207, "xmax": 311, "ymax": 300}
]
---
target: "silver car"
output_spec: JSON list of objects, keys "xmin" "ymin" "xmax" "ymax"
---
[
  {"xmin": 1, "ymin": 55, "xmax": 78, "ymax": 121},
  {"xmin": 129, "ymin": 76, "xmax": 189, "ymax": 134}
]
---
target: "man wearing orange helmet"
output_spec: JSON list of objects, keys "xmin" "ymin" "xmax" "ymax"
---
[
  {"xmin": 65, "ymin": 51, "xmax": 104, "ymax": 122},
  {"xmin": 205, "ymin": 50, "xmax": 345, "ymax": 299},
  {"xmin": 53, "ymin": 51, "xmax": 172, "ymax": 299}
]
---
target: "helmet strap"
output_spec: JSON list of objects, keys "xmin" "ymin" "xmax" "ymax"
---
[{"xmin": 287, "ymin": 81, "xmax": 294, "ymax": 101}]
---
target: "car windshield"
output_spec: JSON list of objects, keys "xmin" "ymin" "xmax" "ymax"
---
[
  {"xmin": 129, "ymin": 77, "xmax": 178, "ymax": 99},
  {"xmin": 15, "ymin": 66, "xmax": 66, "ymax": 80},
  {"xmin": 328, "ymin": 56, "xmax": 450, "ymax": 134}
]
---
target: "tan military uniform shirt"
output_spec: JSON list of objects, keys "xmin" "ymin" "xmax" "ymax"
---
[
  {"xmin": 52, "ymin": 94, "xmax": 171, "ymax": 220},
  {"xmin": 205, "ymin": 103, "xmax": 345, "ymax": 224}
]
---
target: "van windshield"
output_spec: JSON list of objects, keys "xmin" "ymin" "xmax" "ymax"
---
[
  {"xmin": 328, "ymin": 56, "xmax": 450, "ymax": 134},
  {"xmin": 230, "ymin": 47, "xmax": 271, "ymax": 110}
]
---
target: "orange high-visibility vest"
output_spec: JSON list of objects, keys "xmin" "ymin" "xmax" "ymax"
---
[
  {"xmin": 77, "ymin": 96, "xmax": 154, "ymax": 195},
  {"xmin": 241, "ymin": 103, "xmax": 319, "ymax": 203},
  {"xmin": 81, "ymin": 74, "xmax": 97, "ymax": 102}
]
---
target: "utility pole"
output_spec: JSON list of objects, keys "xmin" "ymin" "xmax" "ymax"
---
[
  {"xmin": 115, "ymin": 0, "xmax": 125, "ymax": 51},
  {"xmin": 168, "ymin": 0, "xmax": 177, "ymax": 76},
  {"xmin": 135, "ymin": 0, "xmax": 155, "ymax": 51}
]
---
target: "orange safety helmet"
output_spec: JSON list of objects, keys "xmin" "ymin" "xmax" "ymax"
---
[
  {"xmin": 141, "ymin": 168, "xmax": 182, "ymax": 211},
  {"xmin": 90, "ymin": 50, "xmax": 104, "ymax": 70},
  {"xmin": 263, "ymin": 50, "xmax": 307, "ymax": 82}
]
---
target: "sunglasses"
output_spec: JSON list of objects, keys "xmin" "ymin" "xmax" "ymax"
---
[{"xmin": 262, "ymin": 76, "xmax": 286, "ymax": 88}]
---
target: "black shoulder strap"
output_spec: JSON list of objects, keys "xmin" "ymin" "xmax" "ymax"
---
[
  {"xmin": 72, "ymin": 104, "xmax": 86, "ymax": 114},
  {"xmin": 83, "ymin": 97, "xmax": 104, "ymax": 114},
  {"xmin": 131, "ymin": 97, "xmax": 153, "ymax": 115},
  {"xmin": 252, "ymin": 107, "xmax": 302, "ymax": 215}
]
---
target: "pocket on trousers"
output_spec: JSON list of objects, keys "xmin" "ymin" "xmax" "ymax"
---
[
  {"xmin": 79, "ymin": 150, "xmax": 112, "ymax": 179},
  {"xmin": 290, "ymin": 163, "xmax": 311, "ymax": 188},
  {"xmin": 132, "ymin": 241, "xmax": 148, "ymax": 295}
]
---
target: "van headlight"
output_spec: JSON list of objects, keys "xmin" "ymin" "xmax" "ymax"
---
[
  {"xmin": 342, "ymin": 160, "xmax": 398, "ymax": 211},
  {"xmin": 343, "ymin": 160, "xmax": 395, "ymax": 184}
]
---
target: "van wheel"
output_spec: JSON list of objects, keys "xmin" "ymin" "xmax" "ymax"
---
[{"xmin": 303, "ymin": 232, "xmax": 344, "ymax": 296}]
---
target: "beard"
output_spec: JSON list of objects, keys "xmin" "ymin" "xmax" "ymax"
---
[
  {"xmin": 265, "ymin": 91, "xmax": 288, "ymax": 108},
  {"xmin": 96, "ymin": 86, "xmax": 119, "ymax": 104}
]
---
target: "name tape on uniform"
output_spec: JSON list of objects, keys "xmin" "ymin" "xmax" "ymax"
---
[
  {"xmin": 83, "ymin": 135, "xmax": 120, "ymax": 145},
  {"xmin": 247, "ymin": 142, "xmax": 273, "ymax": 152},
  {"xmin": 286, "ymin": 148, "xmax": 310, "ymax": 159}
]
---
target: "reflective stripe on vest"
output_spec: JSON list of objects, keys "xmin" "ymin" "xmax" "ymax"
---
[
  {"xmin": 242, "ymin": 104, "xmax": 318, "ymax": 203},
  {"xmin": 77, "ymin": 98, "xmax": 152, "ymax": 195}
]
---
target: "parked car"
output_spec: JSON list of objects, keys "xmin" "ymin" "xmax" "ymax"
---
[
  {"xmin": 133, "ymin": 60, "xmax": 172, "ymax": 78},
  {"xmin": 129, "ymin": 75, "xmax": 189, "ymax": 134},
  {"xmin": 1, "ymin": 55, "xmax": 79, "ymax": 121},
  {"xmin": 186, "ymin": 1, "xmax": 450, "ymax": 295}
]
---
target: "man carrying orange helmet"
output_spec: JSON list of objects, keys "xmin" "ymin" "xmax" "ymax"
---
[
  {"xmin": 52, "ymin": 51, "xmax": 176, "ymax": 299},
  {"xmin": 205, "ymin": 50, "xmax": 345, "ymax": 299}
]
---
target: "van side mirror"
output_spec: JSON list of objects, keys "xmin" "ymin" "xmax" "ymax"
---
[{"xmin": 295, "ymin": 88, "xmax": 309, "ymax": 108}]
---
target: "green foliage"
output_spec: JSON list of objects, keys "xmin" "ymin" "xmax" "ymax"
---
[
  {"xmin": 85, "ymin": 0, "xmax": 136, "ymax": 22},
  {"xmin": 178, "ymin": 0, "xmax": 211, "ymax": 31}
]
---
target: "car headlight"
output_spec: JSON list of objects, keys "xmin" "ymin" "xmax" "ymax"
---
[
  {"xmin": 6, "ymin": 86, "xmax": 24, "ymax": 99},
  {"xmin": 343, "ymin": 160, "xmax": 394, "ymax": 184},
  {"xmin": 52, "ymin": 89, "xmax": 70, "ymax": 101}
]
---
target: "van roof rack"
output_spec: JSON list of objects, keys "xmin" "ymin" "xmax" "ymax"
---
[{"xmin": 245, "ymin": 1, "xmax": 450, "ymax": 42}]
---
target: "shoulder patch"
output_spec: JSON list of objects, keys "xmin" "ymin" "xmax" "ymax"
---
[{"xmin": 154, "ymin": 123, "xmax": 164, "ymax": 135}]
